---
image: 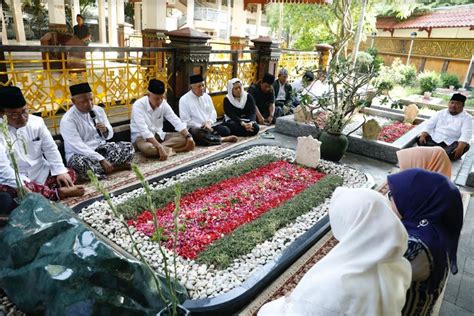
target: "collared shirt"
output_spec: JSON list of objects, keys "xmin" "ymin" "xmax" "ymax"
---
[
  {"xmin": 424, "ymin": 109, "xmax": 473, "ymax": 145},
  {"xmin": 276, "ymin": 82, "xmax": 287, "ymax": 101},
  {"xmin": 130, "ymin": 95, "xmax": 187, "ymax": 144},
  {"xmin": 60, "ymin": 105, "xmax": 114, "ymax": 162},
  {"xmin": 179, "ymin": 90, "xmax": 217, "ymax": 129},
  {"xmin": 0, "ymin": 115, "xmax": 68, "ymax": 187}
]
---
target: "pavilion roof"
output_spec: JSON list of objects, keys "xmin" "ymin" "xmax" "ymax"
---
[
  {"xmin": 376, "ymin": 7, "xmax": 474, "ymax": 30},
  {"xmin": 244, "ymin": 0, "xmax": 331, "ymax": 10}
]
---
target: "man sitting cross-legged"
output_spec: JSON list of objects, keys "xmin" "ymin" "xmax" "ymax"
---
[
  {"xmin": 131, "ymin": 79, "xmax": 195, "ymax": 161},
  {"xmin": 417, "ymin": 93, "xmax": 472, "ymax": 160},
  {"xmin": 179, "ymin": 74, "xmax": 238, "ymax": 146},
  {"xmin": 60, "ymin": 82, "xmax": 134, "ymax": 180},
  {"xmin": 0, "ymin": 86, "xmax": 84, "ymax": 201}
]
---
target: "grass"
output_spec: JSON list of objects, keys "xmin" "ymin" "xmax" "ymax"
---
[
  {"xmin": 116, "ymin": 154, "xmax": 280, "ymax": 219},
  {"xmin": 195, "ymin": 174, "xmax": 343, "ymax": 269}
]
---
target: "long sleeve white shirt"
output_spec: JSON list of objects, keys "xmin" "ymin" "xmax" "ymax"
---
[
  {"xmin": 60, "ymin": 105, "xmax": 113, "ymax": 162},
  {"xmin": 179, "ymin": 90, "xmax": 217, "ymax": 129},
  {"xmin": 130, "ymin": 96, "xmax": 187, "ymax": 144},
  {"xmin": 0, "ymin": 115, "xmax": 68, "ymax": 187},
  {"xmin": 423, "ymin": 109, "xmax": 472, "ymax": 145}
]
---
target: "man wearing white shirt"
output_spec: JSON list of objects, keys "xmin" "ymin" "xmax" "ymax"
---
[
  {"xmin": 292, "ymin": 71, "xmax": 316, "ymax": 104},
  {"xmin": 61, "ymin": 82, "xmax": 134, "ymax": 179},
  {"xmin": 0, "ymin": 86, "xmax": 84, "ymax": 201},
  {"xmin": 179, "ymin": 74, "xmax": 237, "ymax": 146},
  {"xmin": 418, "ymin": 93, "xmax": 472, "ymax": 160},
  {"xmin": 131, "ymin": 79, "xmax": 195, "ymax": 161}
]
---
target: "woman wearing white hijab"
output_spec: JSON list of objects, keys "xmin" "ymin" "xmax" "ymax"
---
[
  {"xmin": 223, "ymin": 78, "xmax": 259, "ymax": 136},
  {"xmin": 258, "ymin": 187, "xmax": 412, "ymax": 316}
]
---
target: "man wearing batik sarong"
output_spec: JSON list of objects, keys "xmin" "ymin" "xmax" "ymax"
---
[
  {"xmin": 0, "ymin": 86, "xmax": 84, "ymax": 201},
  {"xmin": 60, "ymin": 82, "xmax": 134, "ymax": 180}
]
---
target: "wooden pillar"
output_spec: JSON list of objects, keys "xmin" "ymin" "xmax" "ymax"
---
[
  {"xmin": 165, "ymin": 27, "xmax": 211, "ymax": 111},
  {"xmin": 142, "ymin": 0, "xmax": 168, "ymax": 68},
  {"xmin": 250, "ymin": 36, "xmax": 281, "ymax": 80},
  {"xmin": 10, "ymin": 0, "xmax": 26, "ymax": 44}
]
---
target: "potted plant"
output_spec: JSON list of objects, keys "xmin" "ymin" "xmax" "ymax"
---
[{"xmin": 313, "ymin": 52, "xmax": 382, "ymax": 162}]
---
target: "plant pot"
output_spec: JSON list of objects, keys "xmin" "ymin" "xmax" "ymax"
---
[
  {"xmin": 158, "ymin": 303, "xmax": 191, "ymax": 316},
  {"xmin": 319, "ymin": 131, "xmax": 349, "ymax": 162}
]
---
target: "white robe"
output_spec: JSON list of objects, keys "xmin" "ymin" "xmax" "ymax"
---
[
  {"xmin": 60, "ymin": 105, "xmax": 113, "ymax": 162},
  {"xmin": 130, "ymin": 95, "xmax": 187, "ymax": 144},
  {"xmin": 0, "ymin": 115, "xmax": 68, "ymax": 186},
  {"xmin": 423, "ymin": 108, "xmax": 472, "ymax": 145},
  {"xmin": 179, "ymin": 90, "xmax": 217, "ymax": 129},
  {"xmin": 258, "ymin": 187, "xmax": 412, "ymax": 316}
]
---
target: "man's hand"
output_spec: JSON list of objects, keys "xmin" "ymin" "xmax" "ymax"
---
[
  {"xmin": 100, "ymin": 159, "xmax": 114, "ymax": 174},
  {"xmin": 418, "ymin": 132, "xmax": 429, "ymax": 145},
  {"xmin": 265, "ymin": 116, "xmax": 274, "ymax": 126},
  {"xmin": 453, "ymin": 142, "xmax": 467, "ymax": 160},
  {"xmin": 157, "ymin": 144, "xmax": 169, "ymax": 161},
  {"xmin": 96, "ymin": 122, "xmax": 108, "ymax": 136},
  {"xmin": 202, "ymin": 122, "xmax": 213, "ymax": 132},
  {"xmin": 242, "ymin": 122, "xmax": 254, "ymax": 132},
  {"xmin": 56, "ymin": 173, "xmax": 74, "ymax": 187},
  {"xmin": 256, "ymin": 114, "xmax": 265, "ymax": 125},
  {"xmin": 185, "ymin": 138, "xmax": 195, "ymax": 151}
]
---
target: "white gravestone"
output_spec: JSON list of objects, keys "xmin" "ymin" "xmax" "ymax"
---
[{"xmin": 296, "ymin": 135, "xmax": 321, "ymax": 168}]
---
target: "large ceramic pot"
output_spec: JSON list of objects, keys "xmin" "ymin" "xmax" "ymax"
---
[{"xmin": 319, "ymin": 130, "xmax": 349, "ymax": 162}]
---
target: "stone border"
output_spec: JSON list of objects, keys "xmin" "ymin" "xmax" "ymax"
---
[
  {"xmin": 276, "ymin": 110, "xmax": 428, "ymax": 164},
  {"xmin": 74, "ymin": 144, "xmax": 373, "ymax": 315}
]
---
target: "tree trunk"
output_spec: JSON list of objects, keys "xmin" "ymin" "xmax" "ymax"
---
[{"xmin": 352, "ymin": 0, "xmax": 367, "ymax": 65}]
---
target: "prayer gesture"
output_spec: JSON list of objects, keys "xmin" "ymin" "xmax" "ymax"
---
[{"xmin": 202, "ymin": 122, "xmax": 213, "ymax": 132}]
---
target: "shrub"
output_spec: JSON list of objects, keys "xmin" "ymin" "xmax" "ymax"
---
[
  {"xmin": 355, "ymin": 52, "xmax": 374, "ymax": 73},
  {"xmin": 399, "ymin": 64, "xmax": 417, "ymax": 87},
  {"xmin": 418, "ymin": 71, "xmax": 441, "ymax": 93},
  {"xmin": 440, "ymin": 73, "xmax": 461, "ymax": 89},
  {"xmin": 366, "ymin": 47, "xmax": 384, "ymax": 72}
]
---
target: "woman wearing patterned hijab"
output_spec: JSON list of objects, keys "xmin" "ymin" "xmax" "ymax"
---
[
  {"xmin": 387, "ymin": 168, "xmax": 463, "ymax": 316},
  {"xmin": 258, "ymin": 187, "xmax": 412, "ymax": 316}
]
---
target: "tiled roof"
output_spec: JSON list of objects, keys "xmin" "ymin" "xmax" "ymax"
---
[{"xmin": 376, "ymin": 8, "xmax": 474, "ymax": 29}]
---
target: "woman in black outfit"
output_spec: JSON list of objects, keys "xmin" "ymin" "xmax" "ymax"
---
[{"xmin": 224, "ymin": 78, "xmax": 260, "ymax": 137}]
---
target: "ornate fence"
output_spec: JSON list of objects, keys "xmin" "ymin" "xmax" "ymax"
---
[
  {"xmin": 278, "ymin": 49, "xmax": 320, "ymax": 82},
  {"xmin": 0, "ymin": 46, "xmax": 175, "ymax": 135},
  {"xmin": 0, "ymin": 43, "xmax": 323, "ymax": 134}
]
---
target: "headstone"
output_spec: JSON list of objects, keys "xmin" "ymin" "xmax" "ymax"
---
[
  {"xmin": 293, "ymin": 105, "xmax": 306, "ymax": 123},
  {"xmin": 362, "ymin": 119, "xmax": 382, "ymax": 140},
  {"xmin": 403, "ymin": 104, "xmax": 419, "ymax": 124},
  {"xmin": 296, "ymin": 135, "xmax": 321, "ymax": 168}
]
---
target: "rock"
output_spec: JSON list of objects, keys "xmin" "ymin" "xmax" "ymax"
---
[
  {"xmin": 295, "ymin": 135, "xmax": 321, "ymax": 168},
  {"xmin": 404, "ymin": 104, "xmax": 418, "ymax": 124},
  {"xmin": 362, "ymin": 119, "xmax": 381, "ymax": 140}
]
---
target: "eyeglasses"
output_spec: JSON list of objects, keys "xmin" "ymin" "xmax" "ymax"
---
[
  {"xmin": 387, "ymin": 191, "xmax": 393, "ymax": 201},
  {"xmin": 4, "ymin": 109, "xmax": 29, "ymax": 119}
]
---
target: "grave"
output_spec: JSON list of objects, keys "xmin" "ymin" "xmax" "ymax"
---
[
  {"xmin": 275, "ymin": 107, "xmax": 429, "ymax": 163},
  {"xmin": 72, "ymin": 145, "xmax": 372, "ymax": 315}
]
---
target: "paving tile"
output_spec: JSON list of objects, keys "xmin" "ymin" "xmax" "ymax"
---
[
  {"xmin": 440, "ymin": 301, "xmax": 474, "ymax": 316},
  {"xmin": 455, "ymin": 272, "xmax": 474, "ymax": 312}
]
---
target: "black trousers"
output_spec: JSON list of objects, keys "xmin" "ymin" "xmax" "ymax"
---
[
  {"xmin": 189, "ymin": 125, "xmax": 231, "ymax": 146},
  {"xmin": 224, "ymin": 120, "xmax": 259, "ymax": 137},
  {"xmin": 259, "ymin": 105, "xmax": 284, "ymax": 124},
  {"xmin": 416, "ymin": 135, "xmax": 470, "ymax": 160}
]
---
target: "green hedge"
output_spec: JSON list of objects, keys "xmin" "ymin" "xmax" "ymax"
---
[
  {"xmin": 117, "ymin": 154, "xmax": 279, "ymax": 219},
  {"xmin": 196, "ymin": 174, "xmax": 343, "ymax": 269}
]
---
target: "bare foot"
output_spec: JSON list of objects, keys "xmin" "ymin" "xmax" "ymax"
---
[
  {"xmin": 58, "ymin": 185, "xmax": 85, "ymax": 199},
  {"xmin": 222, "ymin": 135, "xmax": 238, "ymax": 143}
]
